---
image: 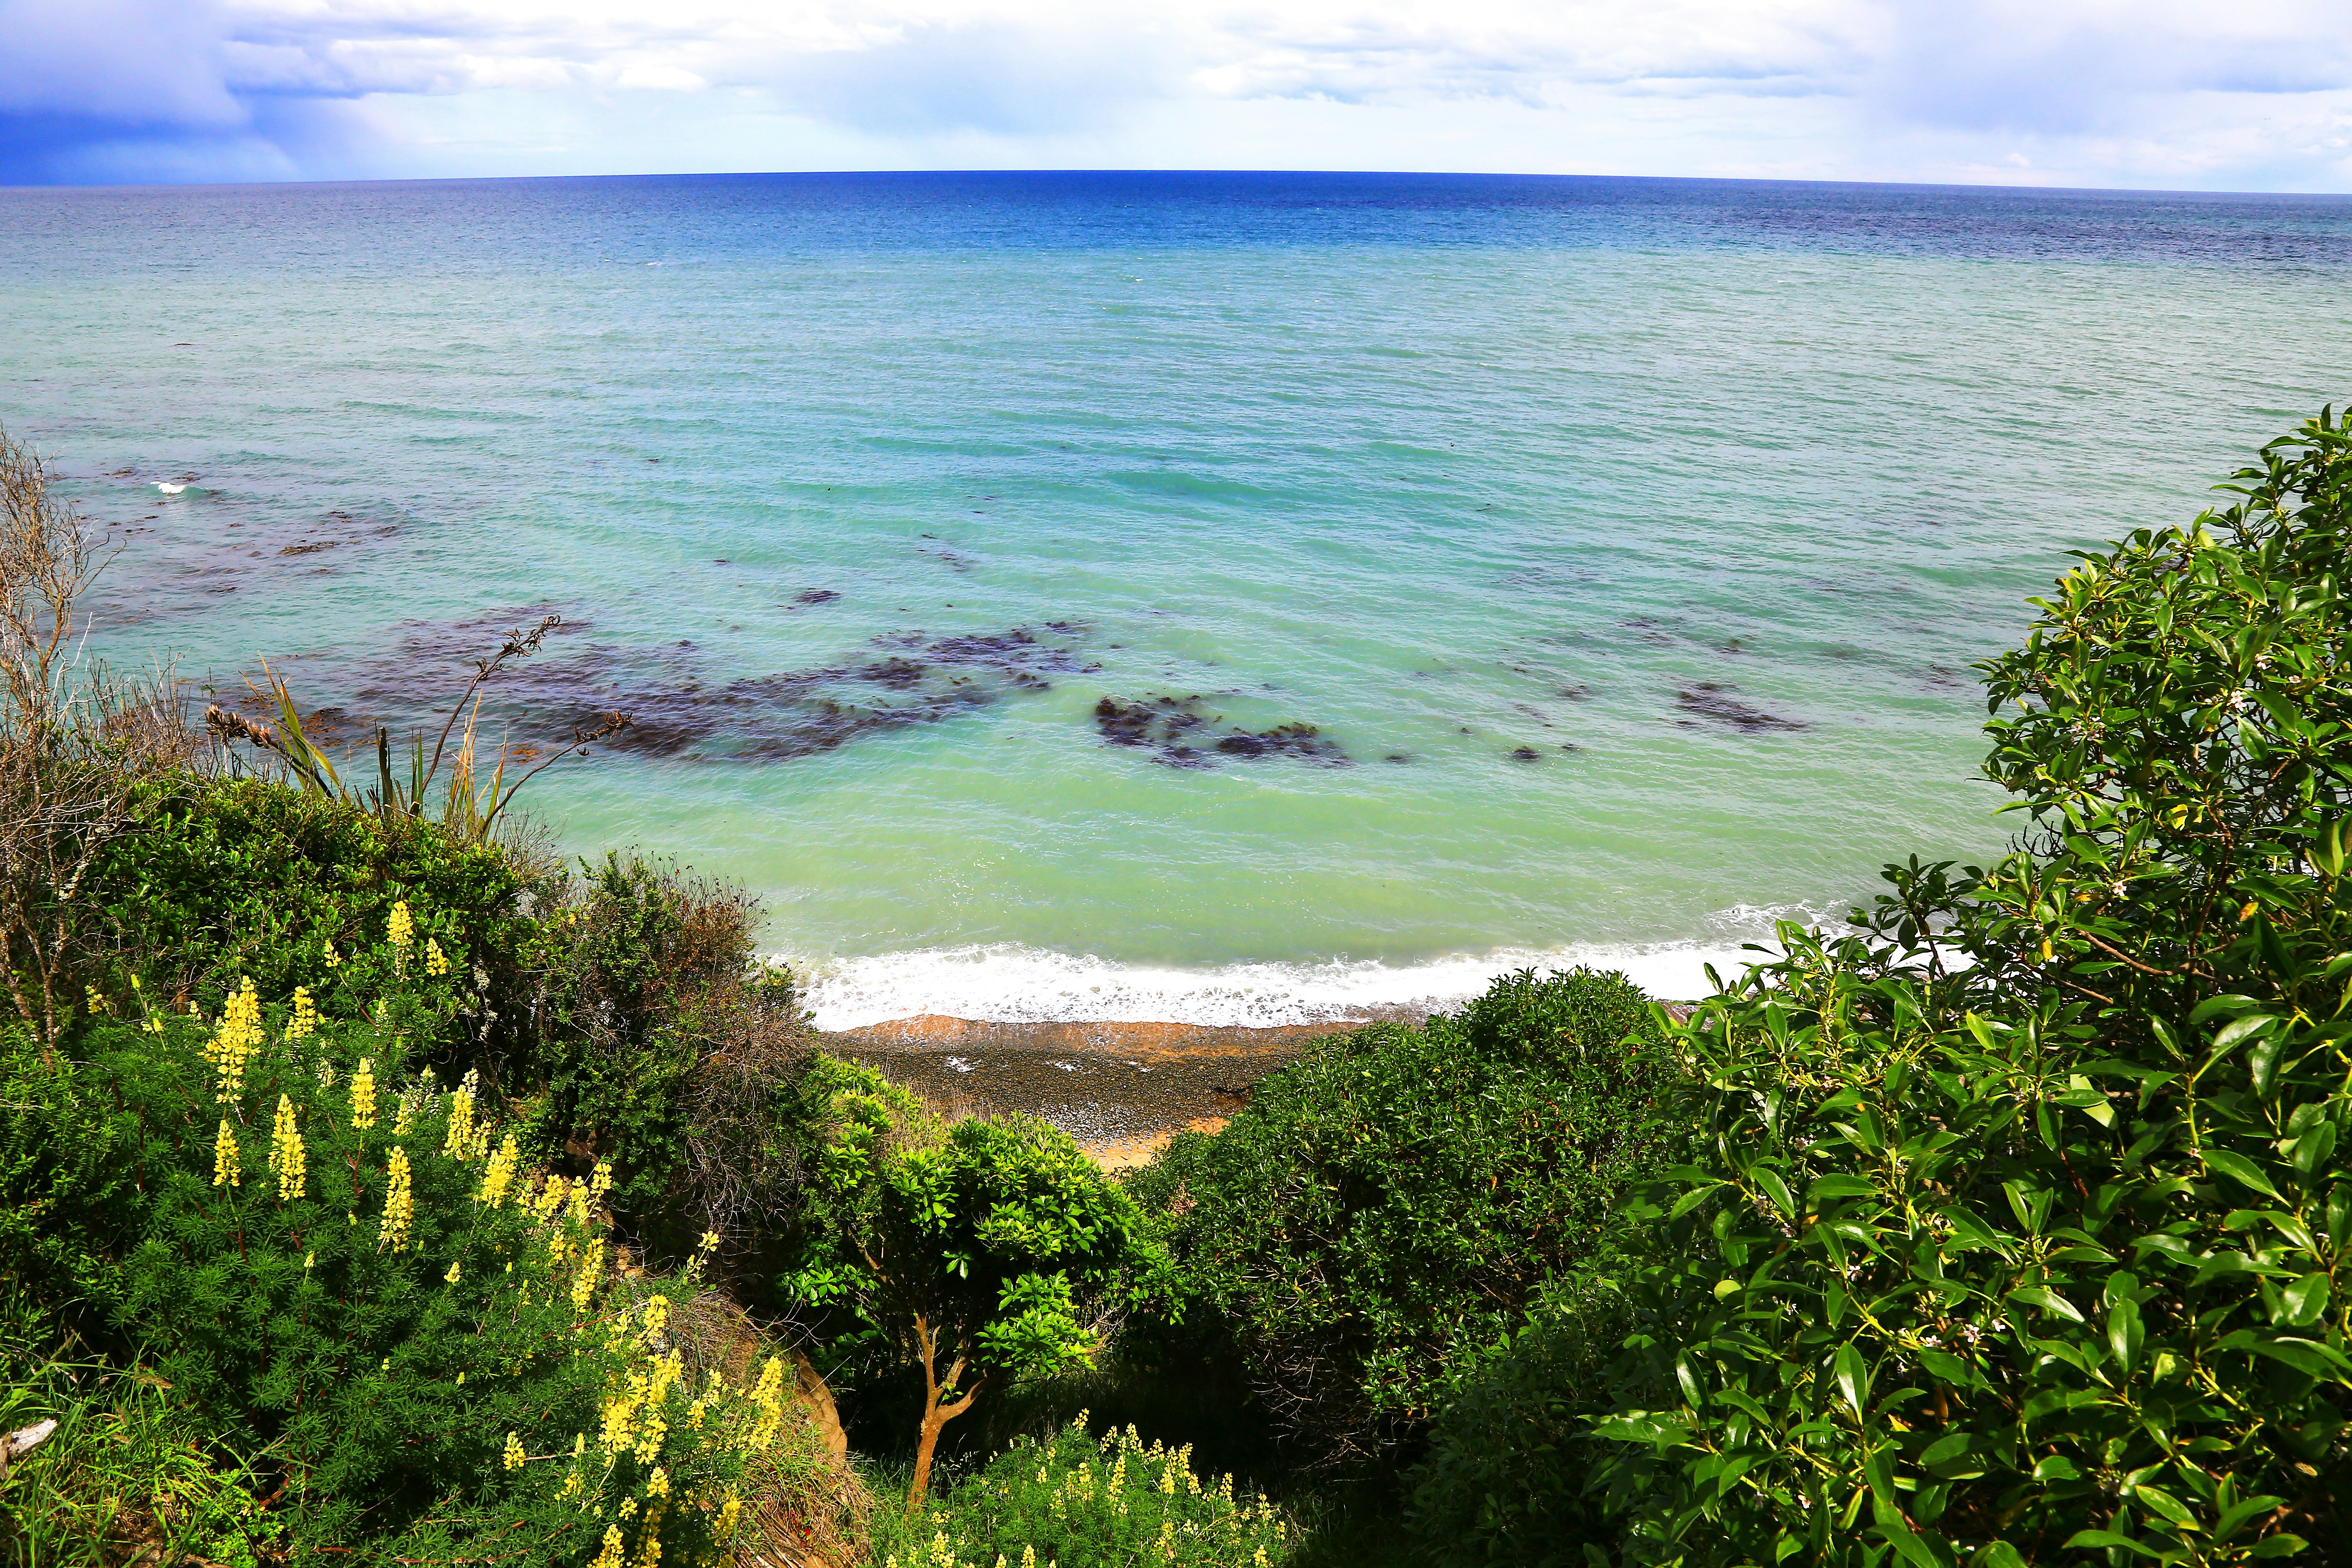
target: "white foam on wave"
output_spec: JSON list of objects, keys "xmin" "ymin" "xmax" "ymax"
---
[{"xmin": 794, "ymin": 908, "xmax": 1831, "ymax": 1032}]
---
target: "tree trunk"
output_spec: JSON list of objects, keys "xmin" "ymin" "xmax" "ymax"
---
[{"xmin": 904, "ymin": 1314, "xmax": 984, "ymax": 1516}]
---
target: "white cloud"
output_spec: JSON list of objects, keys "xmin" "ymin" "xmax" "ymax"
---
[{"xmin": 0, "ymin": 0, "xmax": 2347, "ymax": 188}]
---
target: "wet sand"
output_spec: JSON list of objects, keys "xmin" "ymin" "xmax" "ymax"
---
[{"xmin": 817, "ymin": 1013, "xmax": 1391, "ymax": 1163}]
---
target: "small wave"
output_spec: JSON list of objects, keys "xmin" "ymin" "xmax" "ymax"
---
[{"xmin": 793, "ymin": 910, "xmax": 1832, "ymax": 1032}]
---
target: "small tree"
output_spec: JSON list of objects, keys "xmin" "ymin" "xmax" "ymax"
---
[{"xmin": 781, "ymin": 1057, "xmax": 1164, "ymax": 1511}]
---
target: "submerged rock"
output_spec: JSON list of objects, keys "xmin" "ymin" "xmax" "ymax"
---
[
  {"xmin": 1675, "ymin": 682, "xmax": 1804, "ymax": 733},
  {"xmin": 1093, "ymin": 695, "xmax": 1348, "ymax": 769}
]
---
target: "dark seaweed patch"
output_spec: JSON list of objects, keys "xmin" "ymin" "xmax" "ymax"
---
[
  {"xmin": 1510, "ymin": 746, "xmax": 1541, "ymax": 762},
  {"xmin": 1676, "ymin": 683, "xmax": 1804, "ymax": 734},
  {"xmin": 793, "ymin": 588, "xmax": 839, "ymax": 605},
  {"xmin": 1093, "ymin": 695, "xmax": 1347, "ymax": 769},
  {"xmin": 261, "ymin": 611, "xmax": 1086, "ymax": 765}
]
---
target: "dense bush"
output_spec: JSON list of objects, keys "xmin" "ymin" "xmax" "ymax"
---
[
  {"xmin": 869, "ymin": 1416, "xmax": 1295, "ymax": 1568},
  {"xmin": 1137, "ymin": 968, "xmax": 1675, "ymax": 1468},
  {"xmin": 513, "ymin": 850, "xmax": 813, "ymax": 1253},
  {"xmin": 781, "ymin": 1056, "xmax": 1170, "ymax": 1508},
  {"xmin": 1404, "ymin": 1283, "xmax": 1629, "ymax": 1568},
  {"xmin": 1, "ymin": 918, "xmax": 827, "ymax": 1559},
  {"xmin": 82, "ymin": 775, "xmax": 530, "ymax": 1036},
  {"xmin": 1587, "ymin": 409, "xmax": 2352, "ymax": 1565}
]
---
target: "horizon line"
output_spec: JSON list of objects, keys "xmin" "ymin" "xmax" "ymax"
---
[{"xmin": 9, "ymin": 167, "xmax": 2352, "ymax": 203}]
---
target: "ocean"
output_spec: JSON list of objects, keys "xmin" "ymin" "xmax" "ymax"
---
[{"xmin": 5, "ymin": 171, "xmax": 2348, "ymax": 1025}]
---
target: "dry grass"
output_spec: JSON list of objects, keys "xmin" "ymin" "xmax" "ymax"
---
[
  {"xmin": 666, "ymin": 1290, "xmax": 872, "ymax": 1568},
  {"xmin": 0, "ymin": 424, "xmax": 216, "ymax": 1046}
]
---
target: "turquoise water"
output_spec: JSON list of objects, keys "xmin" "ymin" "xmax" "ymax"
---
[{"xmin": 5, "ymin": 173, "xmax": 2349, "ymax": 1022}]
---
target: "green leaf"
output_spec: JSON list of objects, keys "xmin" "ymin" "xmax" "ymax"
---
[
  {"xmin": 2244, "ymin": 1337, "xmax": 2352, "ymax": 1380},
  {"xmin": 2006, "ymin": 1285, "xmax": 2086, "ymax": 1323},
  {"xmin": 2062, "ymin": 1531, "xmax": 2159, "ymax": 1556},
  {"xmin": 1675, "ymin": 1352, "xmax": 1706, "ymax": 1408},
  {"xmin": 1811, "ymin": 1174, "xmax": 1881, "ymax": 1202},
  {"xmin": 2249, "ymin": 1536, "xmax": 2311, "ymax": 1559},
  {"xmin": 2293, "ymin": 1118, "xmax": 2336, "ymax": 1179},
  {"xmin": 2107, "ymin": 1295, "xmax": 2144, "ymax": 1372},
  {"xmin": 1754, "ymin": 1167, "xmax": 1796, "ymax": 1219},
  {"xmin": 2215, "ymin": 1495, "xmax": 2285, "ymax": 1541},
  {"xmin": 1875, "ymin": 1516, "xmax": 1949, "ymax": 1568},
  {"xmin": 2282, "ymin": 1272, "xmax": 2331, "ymax": 1326},
  {"xmin": 2212, "ymin": 1013, "xmax": 2279, "ymax": 1052},
  {"xmin": 2133, "ymin": 1484, "xmax": 2195, "ymax": 1528},
  {"xmin": 1835, "ymin": 1343, "xmax": 1871, "ymax": 1418},
  {"xmin": 2202, "ymin": 1149, "xmax": 2283, "ymax": 1198},
  {"xmin": 1864, "ymin": 1442, "xmax": 1896, "ymax": 1508}
]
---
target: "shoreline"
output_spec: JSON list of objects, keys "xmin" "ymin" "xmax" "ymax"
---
[
  {"xmin": 794, "ymin": 936, "xmax": 1776, "ymax": 1036},
  {"xmin": 819, "ymin": 1012, "xmax": 1387, "ymax": 1166}
]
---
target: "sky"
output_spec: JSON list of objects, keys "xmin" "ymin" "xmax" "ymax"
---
[{"xmin": 1, "ymin": 0, "xmax": 2347, "ymax": 190}]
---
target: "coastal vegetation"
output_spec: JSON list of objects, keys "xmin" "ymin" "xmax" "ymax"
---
[{"xmin": 5, "ymin": 407, "xmax": 2351, "ymax": 1565}]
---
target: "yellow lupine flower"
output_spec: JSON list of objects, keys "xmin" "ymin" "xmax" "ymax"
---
[
  {"xmin": 268, "ymin": 1094, "xmax": 306, "ymax": 1200},
  {"xmin": 445, "ymin": 1260, "xmax": 462, "ymax": 1284},
  {"xmin": 479, "ymin": 1132, "xmax": 520, "ymax": 1207},
  {"xmin": 600, "ymin": 1388, "xmax": 638, "ymax": 1456},
  {"xmin": 589, "ymin": 1525, "xmax": 625, "ymax": 1568},
  {"xmin": 747, "ymin": 1355, "xmax": 785, "ymax": 1451},
  {"xmin": 351, "ymin": 1058, "xmax": 377, "ymax": 1130},
  {"xmin": 715, "ymin": 1494, "xmax": 741, "ymax": 1538},
  {"xmin": 503, "ymin": 1432, "xmax": 526, "ymax": 1471},
  {"xmin": 641, "ymin": 1293, "xmax": 669, "ymax": 1348},
  {"xmin": 426, "ymin": 937, "xmax": 450, "ymax": 977},
  {"xmin": 323, "ymin": 937, "xmax": 340, "ymax": 968},
  {"xmin": 633, "ymin": 1407, "xmax": 666, "ymax": 1465},
  {"xmin": 635, "ymin": 1524, "xmax": 660, "ymax": 1568},
  {"xmin": 645, "ymin": 1466, "xmax": 670, "ymax": 1499},
  {"xmin": 568, "ymin": 1179, "xmax": 592, "ymax": 1228},
  {"xmin": 573, "ymin": 1238, "xmax": 604, "ymax": 1309},
  {"xmin": 204, "ymin": 977, "xmax": 263, "ymax": 1102},
  {"xmin": 590, "ymin": 1158, "xmax": 614, "ymax": 1199},
  {"xmin": 380, "ymin": 1146, "xmax": 414, "ymax": 1253},
  {"xmin": 286, "ymin": 985, "xmax": 316, "ymax": 1042},
  {"xmin": 443, "ymin": 1076, "xmax": 476, "ymax": 1158},
  {"xmin": 212, "ymin": 1118, "xmax": 242, "ymax": 1187},
  {"xmin": 389, "ymin": 899, "xmax": 414, "ymax": 951}
]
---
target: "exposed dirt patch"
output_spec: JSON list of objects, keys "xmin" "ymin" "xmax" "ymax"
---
[{"xmin": 819, "ymin": 1014, "xmax": 1378, "ymax": 1155}]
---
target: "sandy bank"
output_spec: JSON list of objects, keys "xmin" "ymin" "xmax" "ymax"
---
[{"xmin": 817, "ymin": 1012, "xmax": 1384, "ymax": 1165}]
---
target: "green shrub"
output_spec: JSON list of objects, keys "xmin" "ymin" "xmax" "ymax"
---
[
  {"xmin": 1589, "ymin": 410, "xmax": 2352, "ymax": 1565},
  {"xmin": 869, "ymin": 1415, "xmax": 1295, "ymax": 1568},
  {"xmin": 1404, "ymin": 1283, "xmax": 1629, "ymax": 1568},
  {"xmin": 1138, "ymin": 968, "xmax": 1675, "ymax": 1468},
  {"xmin": 780, "ymin": 1056, "xmax": 1170, "ymax": 1510},
  {"xmin": 77, "ymin": 788, "xmax": 814, "ymax": 1272},
  {"xmin": 514, "ymin": 851, "xmax": 813, "ymax": 1250},
  {"xmin": 81, "ymin": 774, "xmax": 530, "ymax": 1035},
  {"xmin": 10, "ymin": 942, "xmax": 794, "ymax": 1559}
]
